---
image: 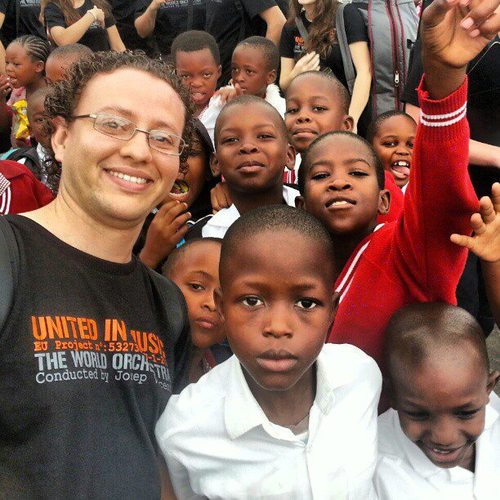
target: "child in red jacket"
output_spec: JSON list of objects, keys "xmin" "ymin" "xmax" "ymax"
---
[
  {"xmin": 0, "ymin": 160, "xmax": 53, "ymax": 215},
  {"xmin": 296, "ymin": 0, "xmax": 494, "ymax": 374}
]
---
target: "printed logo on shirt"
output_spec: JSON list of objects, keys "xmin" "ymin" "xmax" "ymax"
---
[
  {"xmin": 294, "ymin": 36, "xmax": 305, "ymax": 61},
  {"xmin": 31, "ymin": 315, "xmax": 171, "ymax": 391},
  {"xmin": 159, "ymin": 0, "xmax": 203, "ymax": 8},
  {"xmin": 20, "ymin": 0, "xmax": 41, "ymax": 6}
]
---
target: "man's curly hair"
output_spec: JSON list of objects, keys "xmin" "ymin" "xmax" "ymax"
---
[{"xmin": 44, "ymin": 50, "xmax": 195, "ymax": 166}]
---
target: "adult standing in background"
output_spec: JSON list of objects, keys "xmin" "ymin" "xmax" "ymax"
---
[
  {"xmin": 109, "ymin": 0, "xmax": 153, "ymax": 53},
  {"xmin": 44, "ymin": 0, "xmax": 126, "ymax": 51},
  {"xmin": 134, "ymin": 0, "xmax": 206, "ymax": 59},
  {"xmin": 205, "ymin": 0, "xmax": 286, "ymax": 84}
]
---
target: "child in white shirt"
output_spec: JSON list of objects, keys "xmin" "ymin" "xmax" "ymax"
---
[
  {"xmin": 156, "ymin": 205, "xmax": 381, "ymax": 499},
  {"xmin": 376, "ymin": 302, "xmax": 500, "ymax": 500}
]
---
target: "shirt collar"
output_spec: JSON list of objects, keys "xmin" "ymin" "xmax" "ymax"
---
[{"xmin": 224, "ymin": 346, "xmax": 351, "ymax": 440}]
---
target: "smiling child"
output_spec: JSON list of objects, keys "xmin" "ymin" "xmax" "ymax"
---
[
  {"xmin": 368, "ymin": 111, "xmax": 417, "ymax": 190},
  {"xmin": 376, "ymin": 303, "xmax": 500, "ymax": 499},
  {"xmin": 157, "ymin": 205, "xmax": 381, "ymax": 499},
  {"xmin": 187, "ymin": 95, "xmax": 297, "ymax": 239}
]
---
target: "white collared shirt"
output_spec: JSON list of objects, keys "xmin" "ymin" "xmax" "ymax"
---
[
  {"xmin": 156, "ymin": 344, "xmax": 381, "ymax": 500},
  {"xmin": 201, "ymin": 185, "xmax": 299, "ymax": 239},
  {"xmin": 375, "ymin": 404, "xmax": 500, "ymax": 500}
]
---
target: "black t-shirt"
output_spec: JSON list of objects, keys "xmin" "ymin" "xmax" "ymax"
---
[
  {"xmin": 109, "ymin": 0, "xmax": 153, "ymax": 52},
  {"xmin": 0, "ymin": 0, "xmax": 46, "ymax": 46},
  {"xmin": 135, "ymin": 0, "xmax": 205, "ymax": 57},
  {"xmin": 279, "ymin": 4, "xmax": 367, "ymax": 89},
  {"xmin": 206, "ymin": 0, "xmax": 278, "ymax": 84},
  {"xmin": 0, "ymin": 216, "xmax": 189, "ymax": 498},
  {"xmin": 45, "ymin": 0, "xmax": 116, "ymax": 52},
  {"xmin": 403, "ymin": 36, "xmax": 500, "ymax": 197}
]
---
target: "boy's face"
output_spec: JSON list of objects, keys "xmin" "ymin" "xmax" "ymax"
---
[
  {"xmin": 372, "ymin": 115, "xmax": 415, "ymax": 188},
  {"xmin": 171, "ymin": 134, "xmax": 209, "ymax": 208},
  {"xmin": 285, "ymin": 74, "xmax": 353, "ymax": 153},
  {"xmin": 213, "ymin": 103, "xmax": 293, "ymax": 194},
  {"xmin": 392, "ymin": 349, "xmax": 497, "ymax": 471},
  {"xmin": 176, "ymin": 49, "xmax": 221, "ymax": 111},
  {"xmin": 219, "ymin": 229, "xmax": 335, "ymax": 394},
  {"xmin": 169, "ymin": 241, "xmax": 224, "ymax": 350},
  {"xmin": 27, "ymin": 95, "xmax": 51, "ymax": 149},
  {"xmin": 298, "ymin": 134, "xmax": 388, "ymax": 239},
  {"xmin": 231, "ymin": 46, "xmax": 276, "ymax": 99}
]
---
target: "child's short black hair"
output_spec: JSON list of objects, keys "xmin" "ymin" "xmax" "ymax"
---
[
  {"xmin": 287, "ymin": 71, "xmax": 351, "ymax": 115},
  {"xmin": 298, "ymin": 131, "xmax": 385, "ymax": 194},
  {"xmin": 366, "ymin": 110, "xmax": 417, "ymax": 143},
  {"xmin": 171, "ymin": 30, "xmax": 221, "ymax": 65},
  {"xmin": 221, "ymin": 205, "xmax": 336, "ymax": 283},
  {"xmin": 162, "ymin": 237, "xmax": 222, "ymax": 277},
  {"xmin": 385, "ymin": 302, "xmax": 490, "ymax": 378},
  {"xmin": 47, "ymin": 43, "xmax": 93, "ymax": 64},
  {"xmin": 235, "ymin": 36, "xmax": 280, "ymax": 73},
  {"xmin": 214, "ymin": 95, "xmax": 288, "ymax": 146}
]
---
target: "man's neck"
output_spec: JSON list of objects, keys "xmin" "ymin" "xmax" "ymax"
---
[
  {"xmin": 230, "ymin": 184, "xmax": 285, "ymax": 215},
  {"xmin": 23, "ymin": 195, "xmax": 143, "ymax": 264}
]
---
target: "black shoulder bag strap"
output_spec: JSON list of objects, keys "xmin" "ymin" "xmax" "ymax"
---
[
  {"xmin": 0, "ymin": 216, "xmax": 19, "ymax": 333},
  {"xmin": 294, "ymin": 16, "xmax": 309, "ymax": 42},
  {"xmin": 335, "ymin": 2, "xmax": 356, "ymax": 95}
]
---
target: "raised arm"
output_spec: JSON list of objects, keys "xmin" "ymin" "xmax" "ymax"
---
[
  {"xmin": 48, "ymin": 7, "xmax": 105, "ymax": 46},
  {"xmin": 392, "ymin": 0, "xmax": 500, "ymax": 300}
]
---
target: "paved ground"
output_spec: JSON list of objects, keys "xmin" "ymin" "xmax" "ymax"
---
[{"xmin": 487, "ymin": 324, "xmax": 500, "ymax": 395}]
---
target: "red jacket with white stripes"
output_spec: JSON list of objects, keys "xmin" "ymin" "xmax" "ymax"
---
[
  {"xmin": 327, "ymin": 78, "xmax": 478, "ymax": 370},
  {"xmin": 0, "ymin": 160, "xmax": 53, "ymax": 215}
]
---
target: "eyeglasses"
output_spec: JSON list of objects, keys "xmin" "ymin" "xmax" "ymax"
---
[{"xmin": 72, "ymin": 113, "xmax": 186, "ymax": 156}]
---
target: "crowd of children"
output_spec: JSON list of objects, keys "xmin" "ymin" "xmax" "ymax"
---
[{"xmin": 0, "ymin": 0, "xmax": 499, "ymax": 498}]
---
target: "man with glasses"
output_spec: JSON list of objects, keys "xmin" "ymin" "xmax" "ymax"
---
[{"xmin": 0, "ymin": 51, "xmax": 191, "ymax": 498}]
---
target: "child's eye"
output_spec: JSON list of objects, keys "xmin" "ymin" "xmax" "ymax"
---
[
  {"xmin": 203, "ymin": 72, "xmax": 213, "ymax": 79},
  {"xmin": 220, "ymin": 136, "xmax": 238, "ymax": 144},
  {"xmin": 408, "ymin": 141, "xmax": 414, "ymax": 149},
  {"xmin": 188, "ymin": 283, "xmax": 205, "ymax": 291},
  {"xmin": 241, "ymin": 296, "xmax": 263, "ymax": 307},
  {"xmin": 455, "ymin": 409, "xmax": 480, "ymax": 420},
  {"xmin": 246, "ymin": 69, "xmax": 255, "ymax": 75},
  {"xmin": 310, "ymin": 172, "xmax": 329, "ymax": 180},
  {"xmin": 382, "ymin": 141, "xmax": 397, "ymax": 147},
  {"xmin": 257, "ymin": 133, "xmax": 275, "ymax": 140},
  {"xmin": 349, "ymin": 170, "xmax": 369, "ymax": 177},
  {"xmin": 285, "ymin": 108, "xmax": 298, "ymax": 115},
  {"xmin": 312, "ymin": 106, "xmax": 327, "ymax": 112},
  {"xmin": 296, "ymin": 298, "xmax": 319, "ymax": 310},
  {"xmin": 179, "ymin": 74, "xmax": 190, "ymax": 80}
]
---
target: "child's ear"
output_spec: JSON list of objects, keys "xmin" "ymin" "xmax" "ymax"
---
[
  {"xmin": 377, "ymin": 189, "xmax": 391, "ymax": 215},
  {"xmin": 284, "ymin": 143, "xmax": 296, "ymax": 171},
  {"xmin": 266, "ymin": 69, "xmax": 277, "ymax": 86},
  {"xmin": 209, "ymin": 153, "xmax": 221, "ymax": 177},
  {"xmin": 214, "ymin": 288, "xmax": 225, "ymax": 323},
  {"xmin": 487, "ymin": 370, "xmax": 500, "ymax": 395},
  {"xmin": 35, "ymin": 61, "xmax": 45, "ymax": 75},
  {"xmin": 342, "ymin": 115, "xmax": 355, "ymax": 131},
  {"xmin": 295, "ymin": 195, "xmax": 305, "ymax": 209},
  {"xmin": 51, "ymin": 116, "xmax": 69, "ymax": 164}
]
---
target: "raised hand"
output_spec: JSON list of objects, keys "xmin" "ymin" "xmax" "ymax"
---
[{"xmin": 450, "ymin": 182, "xmax": 500, "ymax": 262}]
